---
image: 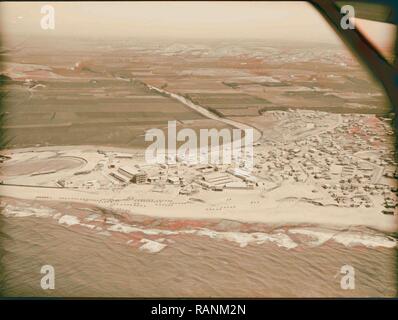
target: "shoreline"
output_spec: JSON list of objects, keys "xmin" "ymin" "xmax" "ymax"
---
[
  {"xmin": 1, "ymin": 196, "xmax": 397, "ymax": 251},
  {"xmin": 1, "ymin": 139, "xmax": 397, "ymax": 234},
  {"xmin": 1, "ymin": 184, "xmax": 397, "ymax": 233}
]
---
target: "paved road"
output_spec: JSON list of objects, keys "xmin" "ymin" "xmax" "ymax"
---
[{"xmin": 147, "ymin": 84, "xmax": 262, "ymax": 142}]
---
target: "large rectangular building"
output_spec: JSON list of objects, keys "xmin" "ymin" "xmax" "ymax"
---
[{"xmin": 118, "ymin": 166, "xmax": 148, "ymax": 184}]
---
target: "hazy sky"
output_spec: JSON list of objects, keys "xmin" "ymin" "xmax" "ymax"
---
[{"xmin": 1, "ymin": 1, "xmax": 344, "ymax": 43}]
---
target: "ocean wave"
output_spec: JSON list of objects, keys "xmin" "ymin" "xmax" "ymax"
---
[
  {"xmin": 2, "ymin": 204, "xmax": 396, "ymax": 250},
  {"xmin": 288, "ymin": 228, "xmax": 397, "ymax": 249},
  {"xmin": 1, "ymin": 204, "xmax": 56, "ymax": 218},
  {"xmin": 138, "ymin": 239, "xmax": 167, "ymax": 253}
]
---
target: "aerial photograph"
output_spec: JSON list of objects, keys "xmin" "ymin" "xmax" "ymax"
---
[{"xmin": 0, "ymin": 1, "xmax": 397, "ymax": 298}]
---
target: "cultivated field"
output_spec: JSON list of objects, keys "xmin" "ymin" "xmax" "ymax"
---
[{"xmin": 0, "ymin": 36, "xmax": 392, "ymax": 149}]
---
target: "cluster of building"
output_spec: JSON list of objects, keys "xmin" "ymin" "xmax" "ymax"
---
[
  {"xmin": 59, "ymin": 110, "xmax": 397, "ymax": 216},
  {"xmin": 254, "ymin": 111, "xmax": 397, "ymax": 213},
  {"xmin": 104, "ymin": 151, "xmax": 258, "ymax": 194},
  {"xmin": 109, "ymin": 165, "xmax": 148, "ymax": 184}
]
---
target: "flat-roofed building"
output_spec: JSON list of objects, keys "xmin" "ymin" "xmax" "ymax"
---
[
  {"xmin": 118, "ymin": 166, "xmax": 147, "ymax": 184},
  {"xmin": 148, "ymin": 176, "xmax": 160, "ymax": 183},
  {"xmin": 225, "ymin": 181, "xmax": 252, "ymax": 189},
  {"xmin": 167, "ymin": 176, "xmax": 180, "ymax": 185},
  {"xmin": 132, "ymin": 172, "xmax": 148, "ymax": 184},
  {"xmin": 109, "ymin": 172, "xmax": 128, "ymax": 183},
  {"xmin": 227, "ymin": 168, "xmax": 257, "ymax": 183},
  {"xmin": 202, "ymin": 172, "xmax": 234, "ymax": 187}
]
